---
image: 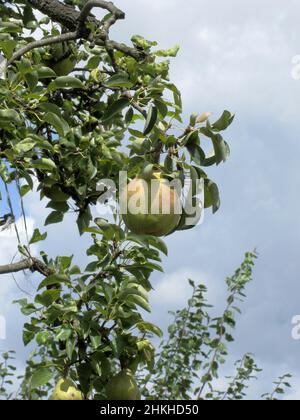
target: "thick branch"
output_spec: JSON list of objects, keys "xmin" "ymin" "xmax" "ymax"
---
[
  {"xmin": 8, "ymin": 32, "xmax": 77, "ymax": 66},
  {"xmin": 0, "ymin": 258, "xmax": 54, "ymax": 277},
  {"xmin": 28, "ymin": 0, "xmax": 85, "ymax": 31},
  {"xmin": 26, "ymin": 0, "xmax": 143, "ymax": 60}
]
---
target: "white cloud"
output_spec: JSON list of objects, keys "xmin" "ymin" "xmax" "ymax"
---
[{"xmin": 151, "ymin": 267, "xmax": 223, "ymax": 310}]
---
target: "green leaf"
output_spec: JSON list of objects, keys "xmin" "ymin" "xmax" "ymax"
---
[
  {"xmin": 106, "ymin": 74, "xmax": 134, "ymax": 88},
  {"xmin": 147, "ymin": 236, "xmax": 168, "ymax": 256},
  {"xmin": 211, "ymin": 135, "xmax": 230, "ymax": 164},
  {"xmin": 154, "ymin": 45, "xmax": 180, "ymax": 57},
  {"xmin": 66, "ymin": 338, "xmax": 76, "ymax": 360},
  {"xmin": 56, "ymin": 328, "xmax": 72, "ymax": 342},
  {"xmin": 154, "ymin": 100, "xmax": 168, "ymax": 118},
  {"xmin": 144, "ymin": 105, "xmax": 158, "ymax": 135},
  {"xmin": 127, "ymin": 294, "xmax": 151, "ymax": 313},
  {"xmin": 38, "ymin": 274, "xmax": 70, "ymax": 291},
  {"xmin": 87, "ymin": 55, "xmax": 101, "ymax": 70},
  {"xmin": 136, "ymin": 321, "xmax": 163, "ymax": 337},
  {"xmin": 45, "ymin": 211, "xmax": 64, "ymax": 225},
  {"xmin": 37, "ymin": 66, "xmax": 56, "ymax": 79},
  {"xmin": 0, "ymin": 22, "xmax": 22, "ymax": 34},
  {"xmin": 128, "ymin": 128, "xmax": 145, "ymax": 138},
  {"xmin": 125, "ymin": 107, "xmax": 134, "ymax": 124},
  {"xmin": 24, "ymin": 71, "xmax": 38, "ymax": 91},
  {"xmin": 30, "ymin": 228, "xmax": 47, "ymax": 245},
  {"xmin": 44, "ymin": 112, "xmax": 69, "ymax": 137},
  {"xmin": 204, "ymin": 180, "xmax": 220, "ymax": 213},
  {"xmin": 36, "ymin": 331, "xmax": 51, "ymax": 345},
  {"xmin": 0, "ymin": 39, "xmax": 16, "ymax": 58},
  {"xmin": 0, "ymin": 109, "xmax": 22, "ymax": 124},
  {"xmin": 186, "ymin": 143, "xmax": 205, "ymax": 166},
  {"xmin": 48, "ymin": 76, "xmax": 84, "ymax": 90},
  {"xmin": 102, "ymin": 97, "xmax": 129, "ymax": 121},
  {"xmin": 32, "ymin": 158, "xmax": 57, "ymax": 171},
  {"xmin": 35, "ymin": 290, "xmax": 61, "ymax": 307},
  {"xmin": 15, "ymin": 138, "xmax": 36, "ymax": 154},
  {"xmin": 32, "ymin": 158, "xmax": 56, "ymax": 172},
  {"xmin": 31, "ymin": 368, "xmax": 52, "ymax": 389},
  {"xmin": 212, "ymin": 110, "xmax": 235, "ymax": 131}
]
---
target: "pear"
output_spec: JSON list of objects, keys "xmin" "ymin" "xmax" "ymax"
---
[
  {"xmin": 120, "ymin": 172, "xmax": 181, "ymax": 237},
  {"xmin": 51, "ymin": 378, "xmax": 83, "ymax": 400},
  {"xmin": 106, "ymin": 369, "xmax": 141, "ymax": 400}
]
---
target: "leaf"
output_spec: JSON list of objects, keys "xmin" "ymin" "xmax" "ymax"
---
[
  {"xmin": 38, "ymin": 102, "xmax": 61, "ymax": 116},
  {"xmin": 0, "ymin": 40, "xmax": 16, "ymax": 59},
  {"xmin": 24, "ymin": 71, "xmax": 38, "ymax": 91},
  {"xmin": 204, "ymin": 180, "xmax": 220, "ymax": 213},
  {"xmin": 0, "ymin": 109, "xmax": 22, "ymax": 124},
  {"xmin": 147, "ymin": 236, "xmax": 168, "ymax": 256},
  {"xmin": 211, "ymin": 135, "xmax": 230, "ymax": 165},
  {"xmin": 44, "ymin": 112, "xmax": 69, "ymax": 137},
  {"xmin": 127, "ymin": 294, "xmax": 151, "ymax": 313},
  {"xmin": 29, "ymin": 228, "xmax": 47, "ymax": 245},
  {"xmin": 46, "ymin": 200, "xmax": 69, "ymax": 213},
  {"xmin": 87, "ymin": 55, "xmax": 101, "ymax": 70},
  {"xmin": 125, "ymin": 107, "xmax": 134, "ymax": 124},
  {"xmin": 186, "ymin": 143, "xmax": 205, "ymax": 166},
  {"xmin": 15, "ymin": 138, "xmax": 36, "ymax": 154},
  {"xmin": 32, "ymin": 158, "xmax": 57, "ymax": 171},
  {"xmin": 38, "ymin": 274, "xmax": 70, "ymax": 291},
  {"xmin": 128, "ymin": 128, "xmax": 145, "ymax": 138},
  {"xmin": 45, "ymin": 211, "xmax": 64, "ymax": 225},
  {"xmin": 48, "ymin": 76, "xmax": 84, "ymax": 90},
  {"xmin": 154, "ymin": 100, "xmax": 168, "ymax": 118},
  {"xmin": 136, "ymin": 322, "xmax": 163, "ymax": 337},
  {"xmin": 37, "ymin": 66, "xmax": 56, "ymax": 79},
  {"xmin": 106, "ymin": 73, "xmax": 134, "ymax": 88},
  {"xmin": 35, "ymin": 290, "xmax": 61, "ymax": 307},
  {"xmin": 154, "ymin": 45, "xmax": 180, "ymax": 57},
  {"xmin": 31, "ymin": 368, "xmax": 52, "ymax": 389},
  {"xmin": 212, "ymin": 110, "xmax": 235, "ymax": 131},
  {"xmin": 32, "ymin": 158, "xmax": 56, "ymax": 172},
  {"xmin": 36, "ymin": 331, "xmax": 51, "ymax": 345},
  {"xmin": 182, "ymin": 130, "xmax": 199, "ymax": 147},
  {"xmin": 56, "ymin": 328, "xmax": 72, "ymax": 342},
  {"xmin": 77, "ymin": 209, "xmax": 92, "ymax": 235},
  {"xmin": 143, "ymin": 105, "xmax": 158, "ymax": 135},
  {"xmin": 102, "ymin": 97, "xmax": 129, "ymax": 121}
]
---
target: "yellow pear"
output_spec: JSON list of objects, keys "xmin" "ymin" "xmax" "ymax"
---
[
  {"xmin": 51, "ymin": 378, "xmax": 83, "ymax": 400},
  {"xmin": 120, "ymin": 172, "xmax": 181, "ymax": 237}
]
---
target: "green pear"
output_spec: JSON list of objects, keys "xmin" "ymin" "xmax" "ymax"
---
[
  {"xmin": 51, "ymin": 378, "xmax": 83, "ymax": 400},
  {"xmin": 106, "ymin": 369, "xmax": 141, "ymax": 400}
]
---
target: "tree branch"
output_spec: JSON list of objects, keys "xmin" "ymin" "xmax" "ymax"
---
[
  {"xmin": 0, "ymin": 257, "xmax": 54, "ymax": 277},
  {"xmin": 25, "ymin": 0, "xmax": 144, "ymax": 61},
  {"xmin": 122, "ymin": 90, "xmax": 147, "ymax": 118},
  {"xmin": 78, "ymin": 0, "xmax": 125, "ymax": 27},
  {"xmin": 8, "ymin": 32, "xmax": 78, "ymax": 66}
]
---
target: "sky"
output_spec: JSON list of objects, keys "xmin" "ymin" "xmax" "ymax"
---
[{"xmin": 1, "ymin": 0, "xmax": 300, "ymax": 399}]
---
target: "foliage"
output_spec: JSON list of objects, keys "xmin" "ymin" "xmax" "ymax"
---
[
  {"xmin": 0, "ymin": 0, "xmax": 237, "ymax": 400},
  {"xmin": 137, "ymin": 252, "xmax": 291, "ymax": 400},
  {"xmin": 0, "ymin": 253, "xmax": 292, "ymax": 400}
]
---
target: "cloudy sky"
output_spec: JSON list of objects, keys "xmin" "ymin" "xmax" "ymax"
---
[{"xmin": 1, "ymin": 0, "xmax": 300, "ymax": 399}]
